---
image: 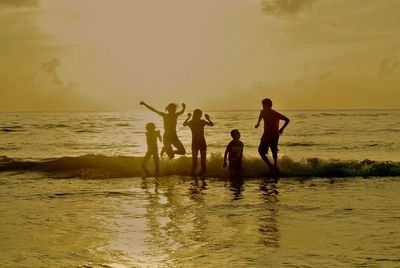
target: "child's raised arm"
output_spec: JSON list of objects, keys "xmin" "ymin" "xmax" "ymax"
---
[
  {"xmin": 204, "ymin": 114, "xmax": 214, "ymax": 126},
  {"xmin": 255, "ymin": 111, "xmax": 262, "ymax": 128},
  {"xmin": 177, "ymin": 103, "xmax": 186, "ymax": 116},
  {"xmin": 140, "ymin": 101, "xmax": 164, "ymax": 116},
  {"xmin": 183, "ymin": 112, "xmax": 192, "ymax": 126}
]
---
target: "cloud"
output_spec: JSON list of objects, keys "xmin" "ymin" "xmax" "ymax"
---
[
  {"xmin": 41, "ymin": 57, "xmax": 64, "ymax": 85},
  {"xmin": 261, "ymin": 0, "xmax": 318, "ymax": 16},
  {"xmin": 377, "ymin": 57, "xmax": 400, "ymax": 78},
  {"xmin": 0, "ymin": 0, "xmax": 40, "ymax": 11}
]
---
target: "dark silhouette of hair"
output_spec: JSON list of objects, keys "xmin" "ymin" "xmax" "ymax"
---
[
  {"xmin": 262, "ymin": 98, "xmax": 272, "ymax": 109},
  {"xmin": 146, "ymin": 122, "xmax": 156, "ymax": 132},
  {"xmin": 165, "ymin": 103, "xmax": 178, "ymax": 112},
  {"xmin": 230, "ymin": 129, "xmax": 240, "ymax": 139},
  {"xmin": 193, "ymin": 109, "xmax": 202, "ymax": 119}
]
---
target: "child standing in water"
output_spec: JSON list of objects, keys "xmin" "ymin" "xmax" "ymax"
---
[
  {"xmin": 183, "ymin": 109, "xmax": 214, "ymax": 176},
  {"xmin": 255, "ymin": 98, "xmax": 290, "ymax": 174},
  {"xmin": 141, "ymin": 122, "xmax": 162, "ymax": 178},
  {"xmin": 223, "ymin": 129, "xmax": 244, "ymax": 178},
  {"xmin": 140, "ymin": 101, "xmax": 186, "ymax": 159}
]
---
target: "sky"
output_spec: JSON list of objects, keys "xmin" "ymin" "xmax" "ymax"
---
[{"xmin": 0, "ymin": 0, "xmax": 399, "ymax": 111}]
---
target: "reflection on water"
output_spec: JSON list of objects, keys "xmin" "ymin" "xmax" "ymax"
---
[
  {"xmin": 259, "ymin": 179, "xmax": 279, "ymax": 249},
  {"xmin": 1, "ymin": 174, "xmax": 400, "ymax": 267}
]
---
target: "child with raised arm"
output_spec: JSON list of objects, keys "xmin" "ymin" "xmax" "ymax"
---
[
  {"xmin": 141, "ymin": 122, "xmax": 162, "ymax": 178},
  {"xmin": 183, "ymin": 109, "xmax": 214, "ymax": 176},
  {"xmin": 255, "ymin": 98, "xmax": 290, "ymax": 174},
  {"xmin": 140, "ymin": 101, "xmax": 186, "ymax": 159},
  {"xmin": 223, "ymin": 129, "xmax": 244, "ymax": 179}
]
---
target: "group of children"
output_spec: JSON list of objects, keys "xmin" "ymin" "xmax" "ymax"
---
[{"xmin": 139, "ymin": 98, "xmax": 290, "ymax": 179}]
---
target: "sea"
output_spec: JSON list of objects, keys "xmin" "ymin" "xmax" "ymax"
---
[{"xmin": 1, "ymin": 110, "xmax": 399, "ymax": 267}]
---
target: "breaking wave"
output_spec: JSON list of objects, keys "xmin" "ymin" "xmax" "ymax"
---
[{"xmin": 0, "ymin": 154, "xmax": 399, "ymax": 179}]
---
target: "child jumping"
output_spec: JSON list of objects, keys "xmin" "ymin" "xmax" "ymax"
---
[
  {"xmin": 255, "ymin": 98, "xmax": 290, "ymax": 174},
  {"xmin": 140, "ymin": 101, "xmax": 186, "ymax": 159},
  {"xmin": 141, "ymin": 122, "xmax": 162, "ymax": 178},
  {"xmin": 183, "ymin": 109, "xmax": 214, "ymax": 176}
]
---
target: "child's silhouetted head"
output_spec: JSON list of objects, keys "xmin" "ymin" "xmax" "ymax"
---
[
  {"xmin": 146, "ymin": 122, "xmax": 156, "ymax": 132},
  {"xmin": 262, "ymin": 98, "xmax": 272, "ymax": 109},
  {"xmin": 231, "ymin": 129, "xmax": 240, "ymax": 140},
  {"xmin": 165, "ymin": 103, "xmax": 178, "ymax": 113},
  {"xmin": 193, "ymin": 109, "xmax": 202, "ymax": 119}
]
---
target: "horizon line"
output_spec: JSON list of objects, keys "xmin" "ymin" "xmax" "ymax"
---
[{"xmin": 0, "ymin": 108, "xmax": 399, "ymax": 113}]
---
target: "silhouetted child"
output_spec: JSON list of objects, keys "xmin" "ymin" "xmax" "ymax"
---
[
  {"xmin": 141, "ymin": 122, "xmax": 162, "ymax": 178},
  {"xmin": 223, "ymin": 129, "xmax": 244, "ymax": 177},
  {"xmin": 255, "ymin": 98, "xmax": 290, "ymax": 175},
  {"xmin": 224, "ymin": 129, "xmax": 244, "ymax": 198},
  {"xmin": 140, "ymin": 101, "xmax": 186, "ymax": 159},
  {"xmin": 183, "ymin": 109, "xmax": 214, "ymax": 176}
]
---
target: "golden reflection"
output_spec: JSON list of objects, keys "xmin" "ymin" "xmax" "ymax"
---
[{"xmin": 259, "ymin": 178, "xmax": 280, "ymax": 248}]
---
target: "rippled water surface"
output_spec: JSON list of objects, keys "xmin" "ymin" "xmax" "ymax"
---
[
  {"xmin": 1, "ymin": 110, "xmax": 399, "ymax": 161},
  {"xmin": 1, "ymin": 174, "xmax": 399, "ymax": 267},
  {"xmin": 1, "ymin": 110, "xmax": 399, "ymax": 267}
]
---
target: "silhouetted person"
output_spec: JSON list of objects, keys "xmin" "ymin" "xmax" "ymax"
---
[
  {"xmin": 223, "ymin": 129, "xmax": 244, "ymax": 199},
  {"xmin": 140, "ymin": 101, "xmax": 186, "ymax": 159},
  {"xmin": 141, "ymin": 122, "xmax": 162, "ymax": 178},
  {"xmin": 255, "ymin": 98, "xmax": 290, "ymax": 175},
  {"xmin": 223, "ymin": 129, "xmax": 244, "ymax": 179},
  {"xmin": 183, "ymin": 109, "xmax": 214, "ymax": 176}
]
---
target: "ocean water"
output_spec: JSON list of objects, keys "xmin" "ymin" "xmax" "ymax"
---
[
  {"xmin": 1, "ymin": 110, "xmax": 400, "ymax": 267},
  {"xmin": 1, "ymin": 110, "xmax": 399, "ymax": 162}
]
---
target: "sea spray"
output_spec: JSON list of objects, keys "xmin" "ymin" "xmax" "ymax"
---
[{"xmin": 1, "ymin": 154, "xmax": 399, "ymax": 179}]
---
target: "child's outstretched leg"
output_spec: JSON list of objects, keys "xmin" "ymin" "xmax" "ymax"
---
[
  {"xmin": 173, "ymin": 139, "xmax": 186, "ymax": 156},
  {"xmin": 141, "ymin": 153, "xmax": 151, "ymax": 178}
]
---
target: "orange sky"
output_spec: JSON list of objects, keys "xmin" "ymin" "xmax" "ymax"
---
[{"xmin": 1, "ymin": 0, "xmax": 399, "ymax": 111}]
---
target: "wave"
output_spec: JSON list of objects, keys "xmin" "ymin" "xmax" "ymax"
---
[
  {"xmin": 281, "ymin": 142, "xmax": 322, "ymax": 147},
  {"xmin": 0, "ymin": 154, "xmax": 399, "ymax": 179},
  {"xmin": 318, "ymin": 112, "xmax": 391, "ymax": 117},
  {"xmin": 1, "ymin": 125, "xmax": 25, "ymax": 132},
  {"xmin": 42, "ymin": 124, "xmax": 69, "ymax": 129},
  {"xmin": 115, "ymin": 123, "xmax": 131, "ymax": 127}
]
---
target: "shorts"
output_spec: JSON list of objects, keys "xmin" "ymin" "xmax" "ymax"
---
[{"xmin": 258, "ymin": 135, "xmax": 279, "ymax": 154}]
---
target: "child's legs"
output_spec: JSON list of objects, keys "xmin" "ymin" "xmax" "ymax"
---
[
  {"xmin": 271, "ymin": 137, "xmax": 279, "ymax": 169},
  {"xmin": 200, "ymin": 148, "xmax": 207, "ymax": 174},
  {"xmin": 160, "ymin": 146, "xmax": 165, "ymax": 157},
  {"xmin": 229, "ymin": 167, "xmax": 241, "ymax": 180},
  {"xmin": 191, "ymin": 148, "xmax": 198, "ymax": 175},
  {"xmin": 153, "ymin": 154, "xmax": 160, "ymax": 176},
  {"xmin": 141, "ymin": 152, "xmax": 151, "ymax": 175},
  {"xmin": 258, "ymin": 140, "xmax": 273, "ymax": 168},
  {"xmin": 163, "ymin": 140, "xmax": 174, "ymax": 159},
  {"xmin": 172, "ymin": 138, "xmax": 186, "ymax": 155},
  {"xmin": 272, "ymin": 151, "xmax": 278, "ymax": 167}
]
